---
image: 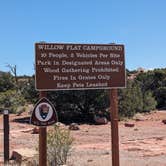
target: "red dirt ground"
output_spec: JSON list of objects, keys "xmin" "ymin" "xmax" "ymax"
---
[{"xmin": 1, "ymin": 110, "xmax": 166, "ymax": 166}]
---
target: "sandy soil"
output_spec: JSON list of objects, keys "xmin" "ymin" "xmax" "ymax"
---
[{"xmin": 1, "ymin": 110, "xmax": 166, "ymax": 166}]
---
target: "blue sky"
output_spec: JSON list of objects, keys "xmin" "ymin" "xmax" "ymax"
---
[{"xmin": 0, "ymin": 0, "xmax": 166, "ymax": 76}]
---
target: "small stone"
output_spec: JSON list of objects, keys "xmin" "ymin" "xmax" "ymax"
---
[
  {"xmin": 28, "ymin": 104, "xmax": 34, "ymax": 115},
  {"xmin": 156, "ymin": 137, "xmax": 164, "ymax": 141},
  {"xmin": 56, "ymin": 122, "xmax": 66, "ymax": 128},
  {"xmin": 134, "ymin": 128, "xmax": 139, "ymax": 131},
  {"xmin": 133, "ymin": 113, "xmax": 145, "ymax": 121},
  {"xmin": 94, "ymin": 115, "xmax": 108, "ymax": 125},
  {"xmin": 69, "ymin": 123, "xmax": 80, "ymax": 130},
  {"xmin": 124, "ymin": 123, "xmax": 135, "ymax": 127},
  {"xmin": 162, "ymin": 120, "xmax": 166, "ymax": 124},
  {"xmin": 103, "ymin": 152, "xmax": 110, "ymax": 155},
  {"xmin": 31, "ymin": 127, "xmax": 39, "ymax": 134}
]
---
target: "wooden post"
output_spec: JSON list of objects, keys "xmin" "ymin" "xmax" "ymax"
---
[
  {"xmin": 3, "ymin": 110, "xmax": 9, "ymax": 164},
  {"xmin": 39, "ymin": 91, "xmax": 47, "ymax": 166},
  {"xmin": 110, "ymin": 89, "xmax": 120, "ymax": 166}
]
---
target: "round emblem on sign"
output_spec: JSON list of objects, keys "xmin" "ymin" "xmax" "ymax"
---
[
  {"xmin": 31, "ymin": 97, "xmax": 58, "ymax": 126},
  {"xmin": 35, "ymin": 102, "xmax": 53, "ymax": 122}
]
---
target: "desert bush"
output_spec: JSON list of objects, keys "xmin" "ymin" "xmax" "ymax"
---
[
  {"xmin": 143, "ymin": 91, "xmax": 157, "ymax": 112},
  {"xmin": 155, "ymin": 87, "xmax": 166, "ymax": 108},
  {"xmin": 48, "ymin": 89, "xmax": 109, "ymax": 123},
  {"xmin": 21, "ymin": 76, "xmax": 39, "ymax": 103},
  {"xmin": 47, "ymin": 125, "xmax": 73, "ymax": 166},
  {"xmin": 118, "ymin": 80, "xmax": 143, "ymax": 118},
  {"xmin": 0, "ymin": 90, "xmax": 26, "ymax": 113},
  {"xmin": 0, "ymin": 72, "xmax": 15, "ymax": 92},
  {"xmin": 136, "ymin": 68, "xmax": 166, "ymax": 109}
]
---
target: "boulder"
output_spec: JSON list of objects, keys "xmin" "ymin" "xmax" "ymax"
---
[
  {"xmin": 10, "ymin": 148, "xmax": 37, "ymax": 163},
  {"xmin": 94, "ymin": 115, "xmax": 108, "ymax": 125},
  {"xmin": 133, "ymin": 113, "xmax": 145, "ymax": 121},
  {"xmin": 69, "ymin": 123, "xmax": 80, "ymax": 130}
]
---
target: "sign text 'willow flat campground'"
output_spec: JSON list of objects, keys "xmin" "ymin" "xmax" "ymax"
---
[{"xmin": 35, "ymin": 43, "xmax": 126, "ymax": 90}]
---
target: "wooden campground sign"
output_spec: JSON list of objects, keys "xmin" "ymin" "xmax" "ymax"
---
[
  {"xmin": 35, "ymin": 43, "xmax": 126, "ymax": 90},
  {"xmin": 34, "ymin": 42, "xmax": 125, "ymax": 166}
]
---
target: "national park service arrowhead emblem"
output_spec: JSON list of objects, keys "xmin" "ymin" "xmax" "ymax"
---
[{"xmin": 31, "ymin": 97, "xmax": 58, "ymax": 126}]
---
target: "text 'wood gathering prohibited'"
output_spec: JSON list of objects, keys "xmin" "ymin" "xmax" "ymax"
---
[{"xmin": 35, "ymin": 43, "xmax": 126, "ymax": 90}]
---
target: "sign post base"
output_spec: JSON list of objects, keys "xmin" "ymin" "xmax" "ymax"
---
[{"xmin": 39, "ymin": 127, "xmax": 47, "ymax": 166}]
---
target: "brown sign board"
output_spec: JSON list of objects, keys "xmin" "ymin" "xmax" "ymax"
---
[
  {"xmin": 31, "ymin": 97, "xmax": 58, "ymax": 126},
  {"xmin": 35, "ymin": 43, "xmax": 126, "ymax": 90}
]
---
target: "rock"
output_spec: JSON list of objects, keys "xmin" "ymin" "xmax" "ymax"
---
[
  {"xmin": 162, "ymin": 120, "xmax": 166, "ymax": 124},
  {"xmin": 56, "ymin": 122, "xmax": 66, "ymax": 128},
  {"xmin": 87, "ymin": 159, "xmax": 93, "ymax": 162},
  {"xmin": 156, "ymin": 137, "xmax": 164, "ymax": 141},
  {"xmin": 124, "ymin": 123, "xmax": 135, "ymax": 127},
  {"xmin": 134, "ymin": 128, "xmax": 139, "ymax": 131},
  {"xmin": 31, "ymin": 127, "xmax": 39, "ymax": 134},
  {"xmin": 69, "ymin": 123, "xmax": 80, "ymax": 130},
  {"xmin": 103, "ymin": 152, "xmax": 110, "ymax": 155},
  {"xmin": 10, "ymin": 148, "xmax": 37, "ymax": 163},
  {"xmin": 16, "ymin": 106, "xmax": 26, "ymax": 116},
  {"xmin": 94, "ymin": 115, "xmax": 108, "ymax": 125},
  {"xmin": 133, "ymin": 113, "xmax": 145, "ymax": 121},
  {"xmin": 28, "ymin": 104, "xmax": 34, "ymax": 115}
]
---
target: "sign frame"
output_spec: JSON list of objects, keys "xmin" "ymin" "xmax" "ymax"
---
[
  {"xmin": 30, "ymin": 97, "xmax": 58, "ymax": 126},
  {"xmin": 34, "ymin": 43, "xmax": 124, "ymax": 166},
  {"xmin": 35, "ymin": 43, "xmax": 126, "ymax": 91}
]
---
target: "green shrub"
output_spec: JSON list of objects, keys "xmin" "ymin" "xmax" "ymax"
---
[
  {"xmin": 155, "ymin": 87, "xmax": 166, "ymax": 108},
  {"xmin": 21, "ymin": 76, "xmax": 39, "ymax": 103},
  {"xmin": 0, "ymin": 72, "xmax": 15, "ymax": 92},
  {"xmin": 48, "ymin": 89, "xmax": 109, "ymax": 123},
  {"xmin": 143, "ymin": 91, "xmax": 157, "ymax": 112},
  {"xmin": 118, "ymin": 81, "xmax": 143, "ymax": 118},
  {"xmin": 47, "ymin": 125, "xmax": 73, "ymax": 166},
  {"xmin": 0, "ymin": 90, "xmax": 26, "ymax": 113}
]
